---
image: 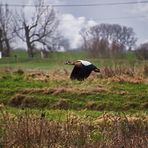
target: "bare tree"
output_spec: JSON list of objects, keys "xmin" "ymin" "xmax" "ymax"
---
[
  {"xmin": 0, "ymin": 29, "xmax": 3, "ymax": 54},
  {"xmin": 14, "ymin": 0, "xmax": 59, "ymax": 58},
  {"xmin": 0, "ymin": 4, "xmax": 14, "ymax": 57},
  {"xmin": 80, "ymin": 25, "xmax": 110, "ymax": 57},
  {"xmin": 110, "ymin": 24, "xmax": 137, "ymax": 50},
  {"xmin": 81, "ymin": 23, "xmax": 137, "ymax": 57}
]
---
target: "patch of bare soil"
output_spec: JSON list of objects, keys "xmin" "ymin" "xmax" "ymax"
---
[
  {"xmin": 9, "ymin": 94, "xmax": 36, "ymax": 107},
  {"xmin": 51, "ymin": 99, "xmax": 69, "ymax": 109}
]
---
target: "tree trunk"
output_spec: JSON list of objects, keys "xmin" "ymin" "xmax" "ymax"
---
[
  {"xmin": 4, "ymin": 38, "xmax": 10, "ymax": 57},
  {"xmin": 24, "ymin": 24, "xmax": 34, "ymax": 58},
  {"xmin": 27, "ymin": 46, "xmax": 34, "ymax": 58},
  {"xmin": 0, "ymin": 29, "xmax": 3, "ymax": 56}
]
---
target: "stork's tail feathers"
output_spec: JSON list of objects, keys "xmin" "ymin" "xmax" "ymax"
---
[{"xmin": 94, "ymin": 68, "xmax": 100, "ymax": 72}]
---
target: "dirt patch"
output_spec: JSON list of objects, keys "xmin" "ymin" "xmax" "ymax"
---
[
  {"xmin": 9, "ymin": 94, "xmax": 37, "ymax": 107},
  {"xmin": 141, "ymin": 102, "xmax": 148, "ymax": 109},
  {"xmin": 13, "ymin": 69, "xmax": 24, "ymax": 75},
  {"xmin": 51, "ymin": 99, "xmax": 69, "ymax": 109}
]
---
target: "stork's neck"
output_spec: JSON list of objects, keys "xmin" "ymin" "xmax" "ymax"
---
[{"xmin": 65, "ymin": 61, "xmax": 75, "ymax": 65}]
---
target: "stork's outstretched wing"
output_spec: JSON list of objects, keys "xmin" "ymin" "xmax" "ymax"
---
[{"xmin": 70, "ymin": 65, "xmax": 93, "ymax": 80}]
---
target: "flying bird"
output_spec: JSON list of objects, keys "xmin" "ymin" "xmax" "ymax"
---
[{"xmin": 65, "ymin": 60, "xmax": 100, "ymax": 81}]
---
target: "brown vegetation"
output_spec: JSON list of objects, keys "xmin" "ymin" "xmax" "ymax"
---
[
  {"xmin": 21, "ymin": 85, "xmax": 108, "ymax": 95},
  {"xmin": 52, "ymin": 99, "xmax": 69, "ymax": 109},
  {"xmin": 100, "ymin": 66, "xmax": 148, "ymax": 84},
  {"xmin": 0, "ymin": 110, "xmax": 147, "ymax": 148},
  {"xmin": 9, "ymin": 94, "xmax": 37, "ymax": 108},
  {"xmin": 23, "ymin": 65, "xmax": 148, "ymax": 84}
]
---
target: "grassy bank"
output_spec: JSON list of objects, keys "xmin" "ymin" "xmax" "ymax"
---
[{"xmin": 0, "ymin": 68, "xmax": 147, "ymax": 113}]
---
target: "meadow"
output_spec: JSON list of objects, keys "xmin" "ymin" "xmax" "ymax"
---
[{"xmin": 0, "ymin": 50, "xmax": 148, "ymax": 147}]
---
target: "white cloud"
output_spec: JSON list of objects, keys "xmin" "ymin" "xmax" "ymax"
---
[
  {"xmin": 5, "ymin": 0, "xmax": 97, "ymax": 49},
  {"xmin": 22, "ymin": 0, "xmax": 97, "ymax": 49},
  {"xmin": 58, "ymin": 14, "xmax": 96, "ymax": 48}
]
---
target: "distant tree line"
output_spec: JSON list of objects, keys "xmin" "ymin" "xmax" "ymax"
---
[
  {"xmin": 80, "ymin": 23, "xmax": 137, "ymax": 58},
  {"xmin": 80, "ymin": 23, "xmax": 148, "ymax": 60}
]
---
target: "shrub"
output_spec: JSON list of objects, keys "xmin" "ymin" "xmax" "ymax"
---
[
  {"xmin": 143, "ymin": 65, "xmax": 148, "ymax": 77},
  {"xmin": 135, "ymin": 43, "xmax": 148, "ymax": 60}
]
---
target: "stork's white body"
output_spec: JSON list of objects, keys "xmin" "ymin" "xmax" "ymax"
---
[{"xmin": 77, "ymin": 60, "xmax": 92, "ymax": 66}]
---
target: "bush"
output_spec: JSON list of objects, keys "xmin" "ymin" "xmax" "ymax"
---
[
  {"xmin": 143, "ymin": 65, "xmax": 148, "ymax": 77},
  {"xmin": 135, "ymin": 43, "xmax": 148, "ymax": 60}
]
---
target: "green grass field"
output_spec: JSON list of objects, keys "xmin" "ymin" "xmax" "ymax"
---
[
  {"xmin": 0, "ymin": 50, "xmax": 148, "ymax": 116},
  {"xmin": 0, "ymin": 70, "xmax": 147, "ymax": 112},
  {"xmin": 0, "ymin": 50, "xmax": 147, "ymax": 147},
  {"xmin": 0, "ymin": 50, "xmax": 145, "ymax": 69}
]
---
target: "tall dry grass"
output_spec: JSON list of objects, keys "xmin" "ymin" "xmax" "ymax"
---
[
  {"xmin": 0, "ymin": 108, "xmax": 147, "ymax": 148},
  {"xmin": 22, "ymin": 64, "xmax": 148, "ymax": 84}
]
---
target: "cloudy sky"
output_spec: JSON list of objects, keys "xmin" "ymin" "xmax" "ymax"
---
[{"xmin": 1, "ymin": 0, "xmax": 148, "ymax": 48}]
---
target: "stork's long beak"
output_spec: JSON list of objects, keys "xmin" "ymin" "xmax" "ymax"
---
[{"xmin": 94, "ymin": 68, "xmax": 100, "ymax": 72}]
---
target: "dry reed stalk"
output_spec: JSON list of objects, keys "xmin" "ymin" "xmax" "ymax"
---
[{"xmin": 0, "ymin": 109, "xmax": 147, "ymax": 148}]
